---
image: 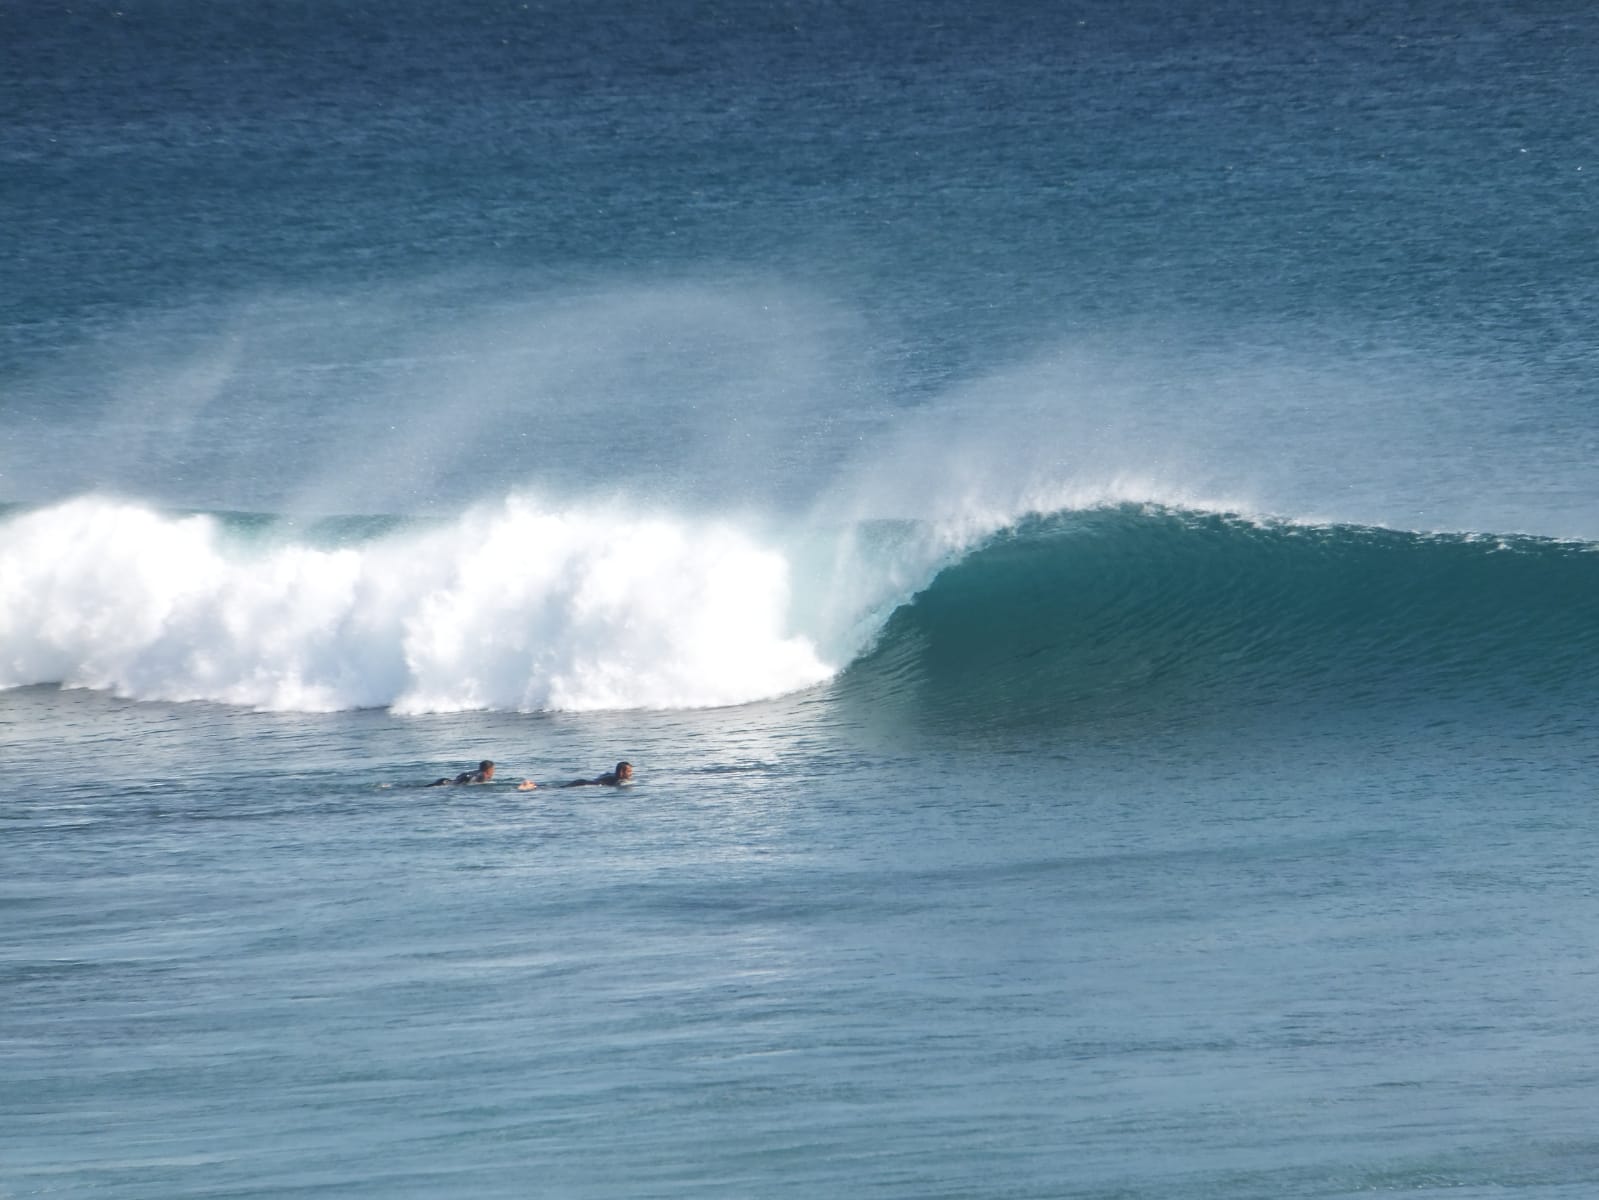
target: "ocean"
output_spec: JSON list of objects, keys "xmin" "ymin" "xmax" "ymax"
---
[{"xmin": 4, "ymin": 1, "xmax": 1599, "ymax": 1196}]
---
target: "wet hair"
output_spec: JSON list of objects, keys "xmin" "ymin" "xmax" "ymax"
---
[
  {"xmin": 616, "ymin": 761, "xmax": 631, "ymax": 773},
  {"xmin": 479, "ymin": 760, "xmax": 495, "ymax": 771}
]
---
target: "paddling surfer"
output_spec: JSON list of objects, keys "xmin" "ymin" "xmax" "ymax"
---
[
  {"xmin": 517, "ymin": 761, "xmax": 633, "ymax": 790},
  {"xmin": 428, "ymin": 760, "xmax": 496, "ymax": 786},
  {"xmin": 563, "ymin": 761, "xmax": 633, "ymax": 787}
]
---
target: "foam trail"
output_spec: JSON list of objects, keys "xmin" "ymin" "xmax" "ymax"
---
[{"xmin": 0, "ymin": 495, "xmax": 847, "ymax": 713}]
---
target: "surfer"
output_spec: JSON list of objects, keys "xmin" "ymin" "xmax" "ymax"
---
[
  {"xmin": 517, "ymin": 761, "xmax": 633, "ymax": 790},
  {"xmin": 564, "ymin": 761, "xmax": 634, "ymax": 787},
  {"xmin": 514, "ymin": 761, "xmax": 633, "ymax": 790},
  {"xmin": 428, "ymin": 760, "xmax": 496, "ymax": 786}
]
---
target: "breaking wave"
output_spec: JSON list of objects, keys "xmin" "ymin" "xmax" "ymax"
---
[{"xmin": 4, "ymin": 496, "xmax": 1595, "ymax": 729}]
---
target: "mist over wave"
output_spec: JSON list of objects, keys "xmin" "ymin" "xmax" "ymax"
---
[
  {"xmin": 0, "ymin": 278, "xmax": 885, "ymax": 518},
  {"xmin": 11, "ymin": 273, "xmax": 1597, "ymax": 542}
]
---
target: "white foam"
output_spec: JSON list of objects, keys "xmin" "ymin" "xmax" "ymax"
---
[{"xmin": 0, "ymin": 495, "xmax": 848, "ymax": 713}]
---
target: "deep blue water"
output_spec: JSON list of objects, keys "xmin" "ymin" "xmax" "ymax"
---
[{"xmin": 4, "ymin": 1, "xmax": 1599, "ymax": 1196}]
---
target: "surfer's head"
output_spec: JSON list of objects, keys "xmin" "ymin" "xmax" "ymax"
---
[
  {"xmin": 614, "ymin": 761, "xmax": 633, "ymax": 782},
  {"xmin": 479, "ymin": 760, "xmax": 495, "ymax": 776}
]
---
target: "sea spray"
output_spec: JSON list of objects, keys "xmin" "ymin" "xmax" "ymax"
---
[{"xmin": 2, "ymin": 277, "xmax": 883, "ymax": 519}]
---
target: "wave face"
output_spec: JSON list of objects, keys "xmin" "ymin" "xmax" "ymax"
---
[{"xmin": 839, "ymin": 506, "xmax": 1599, "ymax": 737}]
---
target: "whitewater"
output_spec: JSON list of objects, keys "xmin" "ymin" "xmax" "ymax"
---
[{"xmin": 0, "ymin": 494, "xmax": 842, "ymax": 712}]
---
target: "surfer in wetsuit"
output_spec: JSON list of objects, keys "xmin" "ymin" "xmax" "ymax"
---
[
  {"xmin": 565, "ymin": 761, "xmax": 633, "ymax": 787},
  {"xmin": 517, "ymin": 761, "xmax": 633, "ymax": 790},
  {"xmin": 428, "ymin": 759, "xmax": 496, "ymax": 786}
]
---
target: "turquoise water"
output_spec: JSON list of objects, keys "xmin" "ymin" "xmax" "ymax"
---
[{"xmin": 4, "ymin": 1, "xmax": 1599, "ymax": 1196}]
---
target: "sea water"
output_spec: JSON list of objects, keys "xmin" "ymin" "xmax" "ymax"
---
[{"xmin": 4, "ymin": 1, "xmax": 1599, "ymax": 1196}]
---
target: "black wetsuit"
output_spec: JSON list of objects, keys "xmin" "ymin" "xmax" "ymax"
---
[{"xmin": 429, "ymin": 768, "xmax": 491, "ymax": 786}]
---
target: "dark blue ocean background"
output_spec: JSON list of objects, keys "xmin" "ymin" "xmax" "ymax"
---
[{"xmin": 4, "ymin": 2, "xmax": 1599, "ymax": 1196}]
